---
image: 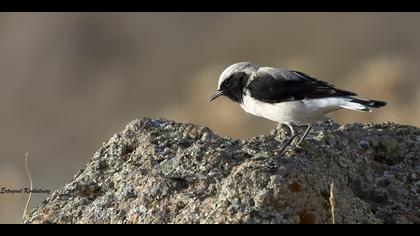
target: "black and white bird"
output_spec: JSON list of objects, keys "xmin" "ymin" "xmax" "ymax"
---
[{"xmin": 209, "ymin": 62, "xmax": 386, "ymax": 153}]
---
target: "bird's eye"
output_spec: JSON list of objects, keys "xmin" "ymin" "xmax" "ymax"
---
[{"xmin": 222, "ymin": 79, "xmax": 231, "ymax": 87}]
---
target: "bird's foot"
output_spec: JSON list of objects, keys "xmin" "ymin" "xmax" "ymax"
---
[
  {"xmin": 294, "ymin": 139, "xmax": 305, "ymax": 150},
  {"xmin": 278, "ymin": 146, "xmax": 289, "ymax": 156},
  {"xmin": 278, "ymin": 135, "xmax": 298, "ymax": 155},
  {"xmin": 293, "ymin": 144, "xmax": 304, "ymax": 152}
]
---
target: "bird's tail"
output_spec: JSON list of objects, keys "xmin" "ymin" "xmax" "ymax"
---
[{"xmin": 340, "ymin": 97, "xmax": 387, "ymax": 112}]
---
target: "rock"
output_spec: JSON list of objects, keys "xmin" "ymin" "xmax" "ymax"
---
[{"xmin": 23, "ymin": 118, "xmax": 420, "ymax": 224}]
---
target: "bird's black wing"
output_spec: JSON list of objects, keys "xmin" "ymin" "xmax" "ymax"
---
[{"xmin": 247, "ymin": 67, "xmax": 357, "ymax": 103}]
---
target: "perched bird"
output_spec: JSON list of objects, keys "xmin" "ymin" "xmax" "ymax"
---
[{"xmin": 209, "ymin": 62, "xmax": 386, "ymax": 153}]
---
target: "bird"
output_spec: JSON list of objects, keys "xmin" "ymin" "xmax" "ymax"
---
[{"xmin": 209, "ymin": 62, "xmax": 386, "ymax": 153}]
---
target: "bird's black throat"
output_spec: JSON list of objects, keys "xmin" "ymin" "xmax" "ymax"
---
[{"xmin": 219, "ymin": 72, "xmax": 249, "ymax": 104}]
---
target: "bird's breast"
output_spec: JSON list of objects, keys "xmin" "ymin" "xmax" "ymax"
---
[{"xmin": 240, "ymin": 95, "xmax": 343, "ymax": 124}]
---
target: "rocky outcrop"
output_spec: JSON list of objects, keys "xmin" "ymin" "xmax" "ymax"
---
[{"xmin": 24, "ymin": 118, "xmax": 420, "ymax": 224}]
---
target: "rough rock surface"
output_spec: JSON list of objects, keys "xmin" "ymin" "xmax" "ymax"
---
[{"xmin": 24, "ymin": 118, "xmax": 420, "ymax": 224}]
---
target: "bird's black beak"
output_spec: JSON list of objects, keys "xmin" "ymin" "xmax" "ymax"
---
[{"xmin": 209, "ymin": 90, "xmax": 224, "ymax": 102}]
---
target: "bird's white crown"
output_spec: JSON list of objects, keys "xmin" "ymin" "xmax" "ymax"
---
[{"xmin": 218, "ymin": 62, "xmax": 258, "ymax": 89}]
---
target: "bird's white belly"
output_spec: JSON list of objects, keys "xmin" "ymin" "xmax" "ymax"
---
[{"xmin": 240, "ymin": 96, "xmax": 345, "ymax": 124}]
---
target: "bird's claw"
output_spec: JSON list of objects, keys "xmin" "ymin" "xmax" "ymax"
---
[
  {"xmin": 278, "ymin": 141, "xmax": 293, "ymax": 156},
  {"xmin": 294, "ymin": 144, "xmax": 303, "ymax": 151}
]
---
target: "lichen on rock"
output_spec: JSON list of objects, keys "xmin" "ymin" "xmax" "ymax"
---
[{"xmin": 24, "ymin": 118, "xmax": 420, "ymax": 224}]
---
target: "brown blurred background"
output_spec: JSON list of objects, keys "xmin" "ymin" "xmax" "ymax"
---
[{"xmin": 1, "ymin": 12, "xmax": 419, "ymax": 223}]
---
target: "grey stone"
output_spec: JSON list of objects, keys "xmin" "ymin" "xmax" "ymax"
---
[{"xmin": 23, "ymin": 117, "xmax": 420, "ymax": 224}]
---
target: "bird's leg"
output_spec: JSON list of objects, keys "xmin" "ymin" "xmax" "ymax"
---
[
  {"xmin": 278, "ymin": 123, "xmax": 298, "ymax": 154},
  {"xmin": 285, "ymin": 123, "xmax": 296, "ymax": 137},
  {"xmin": 296, "ymin": 125, "xmax": 312, "ymax": 148}
]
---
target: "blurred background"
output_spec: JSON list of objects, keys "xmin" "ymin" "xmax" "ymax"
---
[{"xmin": 1, "ymin": 12, "xmax": 419, "ymax": 223}]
